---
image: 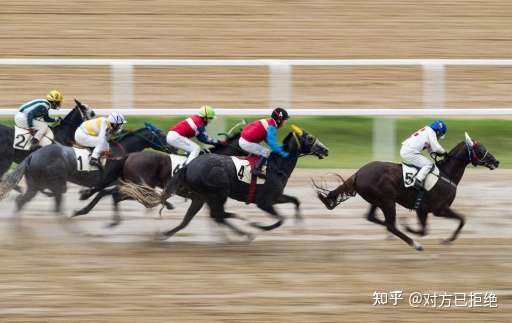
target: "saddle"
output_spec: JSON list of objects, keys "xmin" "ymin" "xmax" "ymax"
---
[{"xmin": 402, "ymin": 163, "xmax": 439, "ymax": 192}]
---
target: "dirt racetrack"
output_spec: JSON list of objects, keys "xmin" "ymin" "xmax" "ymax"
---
[{"xmin": 0, "ymin": 169, "xmax": 510, "ymax": 322}]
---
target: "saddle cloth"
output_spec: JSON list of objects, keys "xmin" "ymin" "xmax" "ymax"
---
[
  {"xmin": 169, "ymin": 154, "xmax": 187, "ymax": 175},
  {"xmin": 402, "ymin": 164, "xmax": 439, "ymax": 191},
  {"xmin": 231, "ymin": 156, "xmax": 265, "ymax": 185},
  {"xmin": 13, "ymin": 126, "xmax": 54, "ymax": 151},
  {"xmin": 72, "ymin": 147, "xmax": 107, "ymax": 172}
]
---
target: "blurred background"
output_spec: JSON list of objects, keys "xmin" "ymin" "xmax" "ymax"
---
[{"xmin": 1, "ymin": 1, "xmax": 511, "ymax": 322}]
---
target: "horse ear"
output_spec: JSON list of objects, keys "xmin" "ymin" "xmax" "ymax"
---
[
  {"xmin": 464, "ymin": 132, "xmax": 474, "ymax": 147},
  {"xmin": 74, "ymin": 98, "xmax": 82, "ymax": 107},
  {"xmin": 291, "ymin": 125, "xmax": 303, "ymax": 136}
]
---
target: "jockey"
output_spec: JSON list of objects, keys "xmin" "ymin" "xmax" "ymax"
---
[
  {"xmin": 15, "ymin": 90, "xmax": 63, "ymax": 146},
  {"xmin": 74, "ymin": 112, "xmax": 127, "ymax": 167},
  {"xmin": 166, "ymin": 105, "xmax": 225, "ymax": 165},
  {"xmin": 400, "ymin": 120, "xmax": 448, "ymax": 190},
  {"xmin": 239, "ymin": 107, "xmax": 290, "ymax": 177}
]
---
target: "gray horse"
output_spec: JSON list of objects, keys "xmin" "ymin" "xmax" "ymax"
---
[{"xmin": 0, "ymin": 124, "xmax": 171, "ymax": 217}]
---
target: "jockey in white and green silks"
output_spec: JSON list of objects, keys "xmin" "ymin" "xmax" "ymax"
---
[{"xmin": 14, "ymin": 90, "xmax": 63, "ymax": 146}]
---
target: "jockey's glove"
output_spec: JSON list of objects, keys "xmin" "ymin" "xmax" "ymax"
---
[{"xmin": 280, "ymin": 151, "xmax": 289, "ymax": 158}]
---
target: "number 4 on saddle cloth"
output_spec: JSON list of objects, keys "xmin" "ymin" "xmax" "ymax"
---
[{"xmin": 231, "ymin": 155, "xmax": 266, "ymax": 204}]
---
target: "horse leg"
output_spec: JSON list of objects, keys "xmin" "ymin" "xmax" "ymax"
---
[
  {"xmin": 15, "ymin": 186, "xmax": 38, "ymax": 213},
  {"xmin": 274, "ymin": 194, "xmax": 302, "ymax": 222},
  {"xmin": 381, "ymin": 203, "xmax": 423, "ymax": 251},
  {"xmin": 250, "ymin": 202, "xmax": 285, "ymax": 232},
  {"xmin": 366, "ymin": 204, "xmax": 385, "ymax": 226},
  {"xmin": 73, "ymin": 187, "xmax": 115, "ymax": 217},
  {"xmin": 107, "ymin": 189, "xmax": 126, "ymax": 228},
  {"xmin": 208, "ymin": 195, "xmax": 254, "ymax": 240},
  {"xmin": 433, "ymin": 208, "xmax": 465, "ymax": 244},
  {"xmin": 162, "ymin": 198, "xmax": 204, "ymax": 238},
  {"xmin": 405, "ymin": 210, "xmax": 429, "ymax": 236}
]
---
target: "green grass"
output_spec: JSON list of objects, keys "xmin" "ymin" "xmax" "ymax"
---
[{"xmin": 3, "ymin": 116, "xmax": 510, "ymax": 168}]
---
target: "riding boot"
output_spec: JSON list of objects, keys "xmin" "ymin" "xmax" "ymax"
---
[
  {"xmin": 413, "ymin": 178, "xmax": 425, "ymax": 209},
  {"xmin": 252, "ymin": 157, "xmax": 267, "ymax": 179},
  {"xmin": 30, "ymin": 137, "xmax": 41, "ymax": 150},
  {"xmin": 413, "ymin": 178, "xmax": 424, "ymax": 190}
]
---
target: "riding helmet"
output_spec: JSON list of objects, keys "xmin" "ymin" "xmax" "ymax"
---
[
  {"xmin": 271, "ymin": 107, "xmax": 289, "ymax": 127},
  {"xmin": 46, "ymin": 90, "xmax": 64, "ymax": 108},
  {"xmin": 430, "ymin": 119, "xmax": 447, "ymax": 138},
  {"xmin": 199, "ymin": 105, "xmax": 216, "ymax": 120},
  {"xmin": 108, "ymin": 112, "xmax": 127, "ymax": 125}
]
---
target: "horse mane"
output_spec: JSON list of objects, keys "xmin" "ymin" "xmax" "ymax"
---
[{"xmin": 436, "ymin": 141, "xmax": 467, "ymax": 168}]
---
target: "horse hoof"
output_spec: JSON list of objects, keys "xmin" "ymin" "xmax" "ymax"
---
[
  {"xmin": 441, "ymin": 239, "xmax": 453, "ymax": 245},
  {"xmin": 158, "ymin": 232, "xmax": 173, "ymax": 241},
  {"xmin": 249, "ymin": 222, "xmax": 264, "ymax": 229},
  {"xmin": 246, "ymin": 234, "xmax": 255, "ymax": 242},
  {"xmin": 106, "ymin": 222, "xmax": 120, "ymax": 229},
  {"xmin": 413, "ymin": 241, "xmax": 424, "ymax": 251}
]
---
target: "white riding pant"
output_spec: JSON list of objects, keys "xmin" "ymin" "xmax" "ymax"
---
[
  {"xmin": 400, "ymin": 146, "xmax": 433, "ymax": 182},
  {"xmin": 239, "ymin": 137, "xmax": 270, "ymax": 158},
  {"xmin": 74, "ymin": 128, "xmax": 110, "ymax": 159},
  {"xmin": 14, "ymin": 112, "xmax": 49, "ymax": 141},
  {"xmin": 166, "ymin": 131, "xmax": 200, "ymax": 164}
]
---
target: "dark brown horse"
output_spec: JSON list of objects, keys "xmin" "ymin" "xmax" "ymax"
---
[{"xmin": 313, "ymin": 133, "xmax": 499, "ymax": 251}]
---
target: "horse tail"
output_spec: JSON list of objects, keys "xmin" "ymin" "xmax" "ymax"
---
[
  {"xmin": 312, "ymin": 173, "xmax": 357, "ymax": 210},
  {"xmin": 0, "ymin": 157, "xmax": 30, "ymax": 200}
]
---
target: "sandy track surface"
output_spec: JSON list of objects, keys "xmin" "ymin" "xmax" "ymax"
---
[{"xmin": 0, "ymin": 169, "xmax": 510, "ymax": 322}]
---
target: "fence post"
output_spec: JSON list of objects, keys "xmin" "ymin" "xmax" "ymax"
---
[
  {"xmin": 111, "ymin": 61, "xmax": 134, "ymax": 109},
  {"xmin": 423, "ymin": 63, "xmax": 445, "ymax": 109},
  {"xmin": 373, "ymin": 117, "xmax": 396, "ymax": 161},
  {"xmin": 269, "ymin": 61, "xmax": 292, "ymax": 109}
]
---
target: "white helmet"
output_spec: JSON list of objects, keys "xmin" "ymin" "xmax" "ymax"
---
[{"xmin": 108, "ymin": 112, "xmax": 126, "ymax": 125}]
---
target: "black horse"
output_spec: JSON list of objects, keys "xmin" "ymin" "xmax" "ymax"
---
[
  {"xmin": 73, "ymin": 132, "xmax": 303, "ymax": 227},
  {"xmin": 0, "ymin": 99, "xmax": 95, "ymax": 178},
  {"xmin": 313, "ymin": 132, "xmax": 499, "ymax": 251},
  {"xmin": 0, "ymin": 124, "xmax": 172, "ymax": 216},
  {"xmin": 121, "ymin": 125, "xmax": 329, "ymax": 240}
]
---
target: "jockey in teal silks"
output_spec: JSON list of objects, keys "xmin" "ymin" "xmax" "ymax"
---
[{"xmin": 14, "ymin": 90, "xmax": 63, "ymax": 147}]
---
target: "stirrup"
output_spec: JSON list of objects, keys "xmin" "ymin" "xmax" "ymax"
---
[
  {"xmin": 89, "ymin": 157, "xmax": 100, "ymax": 167},
  {"xmin": 413, "ymin": 179, "xmax": 424, "ymax": 190}
]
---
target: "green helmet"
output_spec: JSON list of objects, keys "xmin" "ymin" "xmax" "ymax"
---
[{"xmin": 198, "ymin": 105, "xmax": 216, "ymax": 119}]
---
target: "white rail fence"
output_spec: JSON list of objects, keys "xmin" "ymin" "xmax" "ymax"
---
[{"xmin": 2, "ymin": 59, "xmax": 512, "ymax": 160}]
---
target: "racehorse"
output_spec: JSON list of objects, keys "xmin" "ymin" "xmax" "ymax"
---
[
  {"xmin": 0, "ymin": 124, "xmax": 172, "ymax": 216},
  {"xmin": 313, "ymin": 132, "xmax": 499, "ymax": 251},
  {"xmin": 73, "ymin": 131, "xmax": 304, "ymax": 227},
  {"xmin": 120, "ymin": 125, "xmax": 328, "ymax": 240},
  {"xmin": 0, "ymin": 99, "xmax": 95, "ymax": 178}
]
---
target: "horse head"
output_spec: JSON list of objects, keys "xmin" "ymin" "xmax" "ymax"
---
[
  {"xmin": 142, "ymin": 123, "xmax": 176, "ymax": 153},
  {"xmin": 464, "ymin": 132, "xmax": 499, "ymax": 170},
  {"xmin": 286, "ymin": 125, "xmax": 329, "ymax": 159}
]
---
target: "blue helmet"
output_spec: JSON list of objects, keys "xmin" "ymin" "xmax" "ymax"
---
[{"xmin": 430, "ymin": 120, "xmax": 447, "ymax": 137}]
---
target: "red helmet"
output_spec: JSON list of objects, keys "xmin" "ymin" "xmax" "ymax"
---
[{"xmin": 271, "ymin": 108, "xmax": 289, "ymax": 127}]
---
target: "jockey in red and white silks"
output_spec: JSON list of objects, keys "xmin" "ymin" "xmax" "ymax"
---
[
  {"xmin": 166, "ymin": 105, "xmax": 225, "ymax": 165},
  {"xmin": 239, "ymin": 107, "xmax": 290, "ymax": 177}
]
